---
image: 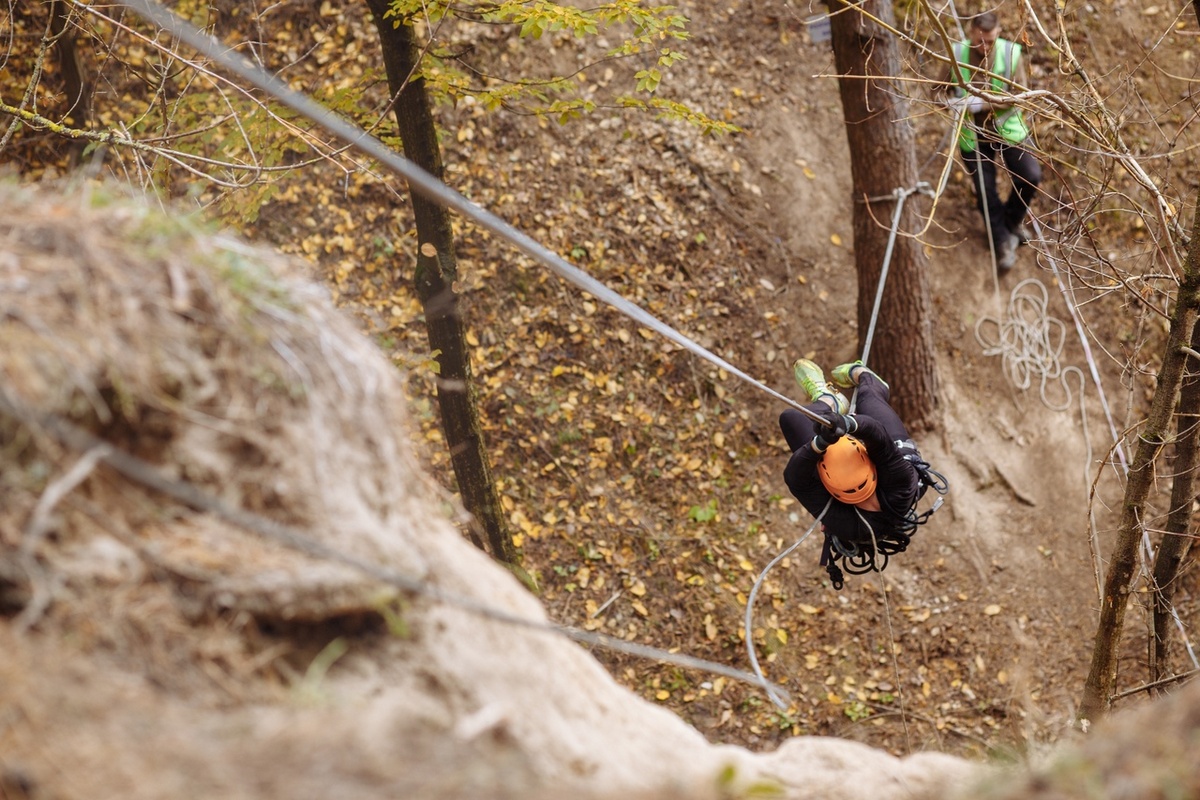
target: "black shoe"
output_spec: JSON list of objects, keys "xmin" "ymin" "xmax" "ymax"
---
[{"xmin": 997, "ymin": 232, "xmax": 1019, "ymax": 274}]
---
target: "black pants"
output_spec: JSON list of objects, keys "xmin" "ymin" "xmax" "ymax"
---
[
  {"xmin": 961, "ymin": 137, "xmax": 1041, "ymax": 248},
  {"xmin": 779, "ymin": 375, "xmax": 909, "ymax": 452}
]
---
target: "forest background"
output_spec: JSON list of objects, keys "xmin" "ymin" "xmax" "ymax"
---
[{"xmin": 4, "ymin": 0, "xmax": 1200, "ymax": 767}]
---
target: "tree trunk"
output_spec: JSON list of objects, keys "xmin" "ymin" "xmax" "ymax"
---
[
  {"xmin": 1079, "ymin": 198, "xmax": 1200, "ymax": 722},
  {"xmin": 827, "ymin": 0, "xmax": 938, "ymax": 432},
  {"xmin": 49, "ymin": 0, "xmax": 91, "ymax": 164},
  {"xmin": 365, "ymin": 0, "xmax": 515, "ymax": 564},
  {"xmin": 1150, "ymin": 324, "xmax": 1200, "ymax": 685}
]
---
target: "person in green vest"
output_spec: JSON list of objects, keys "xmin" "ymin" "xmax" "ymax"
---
[{"xmin": 948, "ymin": 12, "xmax": 1041, "ymax": 274}]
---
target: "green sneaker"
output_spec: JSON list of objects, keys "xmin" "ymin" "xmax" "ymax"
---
[
  {"xmin": 831, "ymin": 360, "xmax": 889, "ymax": 391},
  {"xmin": 793, "ymin": 359, "xmax": 849, "ymax": 414}
]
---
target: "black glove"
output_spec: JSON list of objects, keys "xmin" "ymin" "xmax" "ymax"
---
[{"xmin": 814, "ymin": 414, "xmax": 857, "ymax": 450}]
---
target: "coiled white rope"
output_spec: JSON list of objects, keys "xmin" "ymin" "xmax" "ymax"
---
[{"xmin": 974, "ymin": 278, "xmax": 1082, "ymax": 411}]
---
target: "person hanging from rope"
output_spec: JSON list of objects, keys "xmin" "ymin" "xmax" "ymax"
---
[
  {"xmin": 779, "ymin": 359, "xmax": 944, "ymax": 589},
  {"xmin": 946, "ymin": 11, "xmax": 1042, "ymax": 275}
]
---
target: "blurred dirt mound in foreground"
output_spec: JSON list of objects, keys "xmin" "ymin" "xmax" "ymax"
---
[{"xmin": 7, "ymin": 178, "xmax": 1172, "ymax": 800}]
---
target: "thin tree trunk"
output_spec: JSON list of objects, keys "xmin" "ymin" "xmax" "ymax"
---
[
  {"xmin": 1150, "ymin": 324, "xmax": 1200, "ymax": 685},
  {"xmin": 49, "ymin": 0, "xmax": 91, "ymax": 164},
  {"xmin": 365, "ymin": 0, "xmax": 515, "ymax": 564},
  {"xmin": 1079, "ymin": 198, "xmax": 1200, "ymax": 721},
  {"xmin": 827, "ymin": 0, "xmax": 938, "ymax": 431}
]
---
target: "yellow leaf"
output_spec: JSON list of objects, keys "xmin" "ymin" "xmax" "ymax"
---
[
  {"xmin": 551, "ymin": 365, "xmax": 566, "ymax": 377},
  {"xmin": 908, "ymin": 608, "xmax": 932, "ymax": 623},
  {"xmin": 739, "ymin": 558, "xmax": 754, "ymax": 571},
  {"xmin": 655, "ymin": 689, "xmax": 670, "ymax": 700},
  {"xmin": 983, "ymin": 604, "xmax": 1002, "ymax": 616},
  {"xmin": 803, "ymin": 167, "xmax": 816, "ymax": 179},
  {"xmin": 922, "ymin": 681, "xmax": 931, "ymax": 697},
  {"xmin": 629, "ymin": 580, "xmax": 647, "ymax": 597},
  {"xmin": 798, "ymin": 603, "xmax": 820, "ymax": 615},
  {"xmin": 632, "ymin": 601, "xmax": 649, "ymax": 617},
  {"xmin": 805, "ymin": 653, "xmax": 820, "ymax": 669},
  {"xmin": 775, "ymin": 628, "xmax": 788, "ymax": 644},
  {"xmin": 830, "ymin": 233, "xmax": 842, "ymax": 246},
  {"xmin": 465, "ymin": 330, "xmax": 480, "ymax": 347}
]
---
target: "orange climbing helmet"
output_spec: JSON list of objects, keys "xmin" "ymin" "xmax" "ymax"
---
[{"xmin": 818, "ymin": 436, "xmax": 878, "ymax": 504}]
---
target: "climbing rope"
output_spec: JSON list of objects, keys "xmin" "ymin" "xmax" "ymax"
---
[
  {"xmin": 744, "ymin": 499, "xmax": 829, "ymax": 710},
  {"xmin": 858, "ymin": 506, "xmax": 912, "ymax": 752},
  {"xmin": 973, "ymin": 278, "xmax": 1081, "ymax": 411},
  {"xmin": 1038, "ymin": 232, "xmax": 1198, "ymax": 671},
  {"xmin": 0, "ymin": 386, "xmax": 792, "ymax": 700},
  {"xmin": 858, "ymin": 183, "xmax": 934, "ymax": 374},
  {"xmin": 930, "ymin": 3, "xmax": 1198, "ymax": 687}
]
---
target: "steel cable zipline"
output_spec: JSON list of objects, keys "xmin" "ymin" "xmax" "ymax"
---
[
  {"xmin": 85, "ymin": 0, "xmax": 835, "ymax": 702},
  {"xmin": 109, "ymin": 0, "xmax": 834, "ymax": 427}
]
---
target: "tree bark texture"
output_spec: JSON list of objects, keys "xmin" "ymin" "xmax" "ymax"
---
[
  {"xmin": 49, "ymin": 0, "xmax": 91, "ymax": 165},
  {"xmin": 1150, "ymin": 323, "xmax": 1200, "ymax": 684},
  {"xmin": 49, "ymin": 1, "xmax": 89, "ymax": 129},
  {"xmin": 1079, "ymin": 198, "xmax": 1200, "ymax": 722},
  {"xmin": 365, "ymin": 0, "xmax": 515, "ymax": 564},
  {"xmin": 827, "ymin": 0, "xmax": 938, "ymax": 432}
]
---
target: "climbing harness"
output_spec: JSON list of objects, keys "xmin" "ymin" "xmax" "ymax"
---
[{"xmin": 820, "ymin": 439, "xmax": 949, "ymax": 591}]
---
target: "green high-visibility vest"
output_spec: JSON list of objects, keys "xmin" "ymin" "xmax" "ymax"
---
[{"xmin": 952, "ymin": 38, "xmax": 1030, "ymax": 152}]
